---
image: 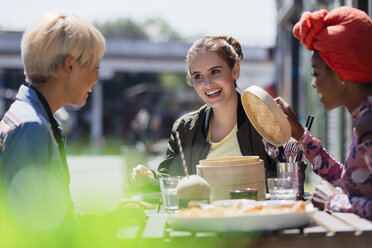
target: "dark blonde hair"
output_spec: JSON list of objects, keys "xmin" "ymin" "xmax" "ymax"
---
[
  {"xmin": 186, "ymin": 36, "xmax": 243, "ymax": 86},
  {"xmin": 21, "ymin": 11, "xmax": 105, "ymax": 85}
]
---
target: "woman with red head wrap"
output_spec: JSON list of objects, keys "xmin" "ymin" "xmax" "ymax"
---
[
  {"xmin": 276, "ymin": 6, "xmax": 372, "ymax": 220},
  {"xmin": 293, "ymin": 6, "xmax": 372, "ymax": 83}
]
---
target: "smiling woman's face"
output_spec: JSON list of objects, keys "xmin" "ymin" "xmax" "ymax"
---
[
  {"xmin": 189, "ymin": 51, "xmax": 239, "ymax": 109},
  {"xmin": 311, "ymin": 51, "xmax": 347, "ymax": 110}
]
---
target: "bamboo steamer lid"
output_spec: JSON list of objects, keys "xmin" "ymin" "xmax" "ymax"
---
[{"xmin": 241, "ymin": 85, "xmax": 291, "ymax": 147}]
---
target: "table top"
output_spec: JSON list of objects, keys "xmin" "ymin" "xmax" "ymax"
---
[{"xmin": 116, "ymin": 202, "xmax": 372, "ymax": 248}]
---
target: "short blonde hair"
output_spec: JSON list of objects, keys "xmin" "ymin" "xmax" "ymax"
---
[{"xmin": 21, "ymin": 11, "xmax": 106, "ymax": 85}]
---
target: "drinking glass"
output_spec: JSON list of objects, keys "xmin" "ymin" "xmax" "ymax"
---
[
  {"xmin": 277, "ymin": 162, "xmax": 298, "ymax": 181},
  {"xmin": 277, "ymin": 162, "xmax": 304, "ymax": 199},
  {"xmin": 268, "ymin": 177, "xmax": 297, "ymax": 200},
  {"xmin": 159, "ymin": 176, "xmax": 183, "ymax": 213}
]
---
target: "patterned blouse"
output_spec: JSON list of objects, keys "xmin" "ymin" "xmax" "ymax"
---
[{"xmin": 298, "ymin": 96, "xmax": 372, "ymax": 220}]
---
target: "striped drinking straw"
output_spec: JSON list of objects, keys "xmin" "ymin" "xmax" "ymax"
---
[{"xmin": 175, "ymin": 131, "xmax": 189, "ymax": 178}]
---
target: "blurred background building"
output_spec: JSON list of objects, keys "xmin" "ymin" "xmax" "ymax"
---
[{"xmin": 0, "ymin": 31, "xmax": 275, "ymax": 155}]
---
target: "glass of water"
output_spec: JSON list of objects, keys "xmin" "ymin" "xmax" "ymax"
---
[
  {"xmin": 159, "ymin": 176, "xmax": 183, "ymax": 213},
  {"xmin": 277, "ymin": 162, "xmax": 298, "ymax": 181},
  {"xmin": 267, "ymin": 177, "xmax": 297, "ymax": 200},
  {"xmin": 277, "ymin": 162, "xmax": 300, "ymax": 199}
]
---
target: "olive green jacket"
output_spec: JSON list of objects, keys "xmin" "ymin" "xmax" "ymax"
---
[{"xmin": 157, "ymin": 93, "xmax": 276, "ymax": 179}]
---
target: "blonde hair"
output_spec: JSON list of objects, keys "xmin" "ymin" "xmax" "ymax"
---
[
  {"xmin": 186, "ymin": 36, "xmax": 243, "ymax": 86},
  {"xmin": 21, "ymin": 11, "xmax": 106, "ymax": 85}
]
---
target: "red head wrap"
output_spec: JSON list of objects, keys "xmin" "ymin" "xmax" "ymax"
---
[{"xmin": 293, "ymin": 6, "xmax": 372, "ymax": 83}]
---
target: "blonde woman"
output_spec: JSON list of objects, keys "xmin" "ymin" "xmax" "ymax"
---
[{"xmin": 0, "ymin": 11, "xmax": 105, "ymax": 238}]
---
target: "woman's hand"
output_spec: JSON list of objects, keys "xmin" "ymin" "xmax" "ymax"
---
[
  {"xmin": 311, "ymin": 180, "xmax": 343, "ymax": 210},
  {"xmin": 274, "ymin": 97, "xmax": 305, "ymax": 140},
  {"xmin": 130, "ymin": 164, "xmax": 155, "ymax": 188},
  {"xmin": 77, "ymin": 199, "xmax": 154, "ymax": 236}
]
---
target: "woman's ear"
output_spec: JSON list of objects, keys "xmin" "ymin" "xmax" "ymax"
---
[
  {"xmin": 232, "ymin": 62, "xmax": 240, "ymax": 80},
  {"xmin": 63, "ymin": 56, "xmax": 74, "ymax": 74},
  {"xmin": 333, "ymin": 72, "xmax": 347, "ymax": 87}
]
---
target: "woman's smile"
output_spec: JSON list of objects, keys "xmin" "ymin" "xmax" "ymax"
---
[{"xmin": 205, "ymin": 88, "xmax": 222, "ymax": 97}]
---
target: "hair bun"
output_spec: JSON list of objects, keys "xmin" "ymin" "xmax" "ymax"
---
[{"xmin": 222, "ymin": 36, "xmax": 243, "ymax": 61}]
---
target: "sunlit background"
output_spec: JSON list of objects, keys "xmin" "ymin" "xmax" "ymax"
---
[
  {"xmin": 0, "ymin": 0, "xmax": 371, "ymax": 230},
  {"xmin": 0, "ymin": 0, "xmax": 279, "ymax": 212},
  {"xmin": 0, "ymin": 0, "xmax": 277, "ymax": 46}
]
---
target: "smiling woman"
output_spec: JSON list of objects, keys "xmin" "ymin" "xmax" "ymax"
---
[
  {"xmin": 275, "ymin": 6, "xmax": 372, "ymax": 221},
  {"xmin": 131, "ymin": 36, "xmax": 276, "ymax": 189}
]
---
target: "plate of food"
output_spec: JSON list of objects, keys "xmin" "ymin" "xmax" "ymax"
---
[{"xmin": 165, "ymin": 200, "xmax": 316, "ymax": 232}]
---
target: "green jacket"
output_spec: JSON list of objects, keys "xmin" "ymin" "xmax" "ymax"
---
[{"xmin": 158, "ymin": 93, "xmax": 276, "ymax": 179}]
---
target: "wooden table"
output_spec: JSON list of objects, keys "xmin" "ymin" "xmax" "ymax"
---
[{"xmin": 116, "ymin": 204, "xmax": 372, "ymax": 248}]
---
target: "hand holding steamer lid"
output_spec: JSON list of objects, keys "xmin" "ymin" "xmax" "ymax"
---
[{"xmin": 241, "ymin": 85, "xmax": 291, "ymax": 147}]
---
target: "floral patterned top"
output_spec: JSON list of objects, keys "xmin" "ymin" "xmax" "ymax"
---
[{"xmin": 298, "ymin": 96, "xmax": 372, "ymax": 220}]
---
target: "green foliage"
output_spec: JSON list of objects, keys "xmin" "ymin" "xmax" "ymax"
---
[
  {"xmin": 94, "ymin": 17, "xmax": 184, "ymax": 42},
  {"xmin": 144, "ymin": 17, "xmax": 185, "ymax": 42},
  {"xmin": 66, "ymin": 137, "xmax": 128, "ymax": 155},
  {"xmin": 94, "ymin": 18, "xmax": 148, "ymax": 39}
]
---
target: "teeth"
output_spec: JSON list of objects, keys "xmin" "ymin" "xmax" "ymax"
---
[
  {"xmin": 206, "ymin": 89, "xmax": 221, "ymax": 96},
  {"xmin": 88, "ymin": 89, "xmax": 92, "ymax": 93}
]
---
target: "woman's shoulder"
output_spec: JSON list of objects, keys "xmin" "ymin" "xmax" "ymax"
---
[
  {"xmin": 4, "ymin": 118, "xmax": 50, "ymax": 140},
  {"xmin": 1, "ymin": 116, "xmax": 51, "ymax": 158},
  {"xmin": 7, "ymin": 99, "xmax": 44, "ymax": 123},
  {"xmin": 1, "ymin": 103, "xmax": 51, "ymax": 141},
  {"xmin": 172, "ymin": 104, "xmax": 209, "ymax": 129}
]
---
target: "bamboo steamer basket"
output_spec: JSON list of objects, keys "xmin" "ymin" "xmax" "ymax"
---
[
  {"xmin": 241, "ymin": 85, "xmax": 291, "ymax": 147},
  {"xmin": 199, "ymin": 156, "xmax": 260, "ymax": 166},
  {"xmin": 197, "ymin": 156, "xmax": 266, "ymax": 202}
]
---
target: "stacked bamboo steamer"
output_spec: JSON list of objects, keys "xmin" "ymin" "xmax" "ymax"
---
[{"xmin": 196, "ymin": 156, "xmax": 266, "ymax": 202}]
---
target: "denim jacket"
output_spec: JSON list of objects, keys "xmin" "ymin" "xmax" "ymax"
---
[{"xmin": 0, "ymin": 85, "xmax": 75, "ymax": 231}]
